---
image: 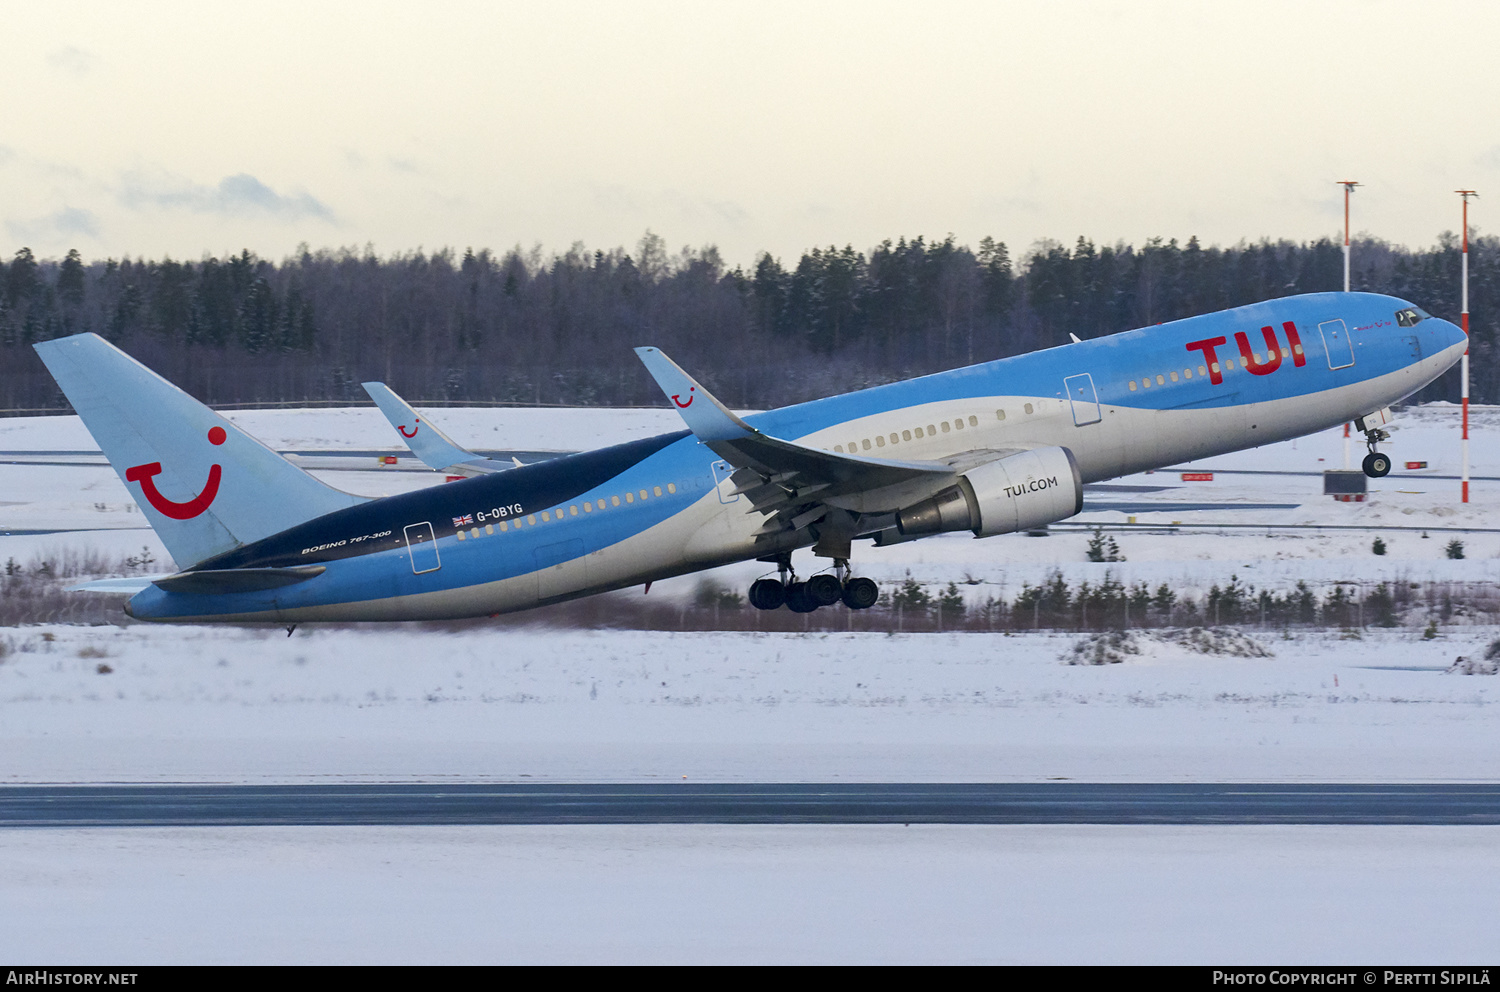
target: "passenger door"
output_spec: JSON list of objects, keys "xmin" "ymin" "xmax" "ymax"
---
[
  {"xmin": 1319, "ymin": 319, "xmax": 1355, "ymax": 370},
  {"xmin": 403, "ymin": 522, "xmax": 441, "ymax": 574},
  {"xmin": 1063, "ymin": 373, "xmax": 1102, "ymax": 426},
  {"xmin": 535, "ymin": 538, "xmax": 586, "ymax": 601}
]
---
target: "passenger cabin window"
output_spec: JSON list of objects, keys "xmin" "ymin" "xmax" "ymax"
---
[
  {"xmin": 968, "ymin": 415, "xmax": 978, "ymax": 427},
  {"xmin": 902, "ymin": 429, "xmax": 912, "ymax": 441},
  {"xmin": 1024, "ymin": 403, "xmax": 1034, "ymax": 414},
  {"xmin": 995, "ymin": 410, "xmax": 1005, "ymax": 421}
]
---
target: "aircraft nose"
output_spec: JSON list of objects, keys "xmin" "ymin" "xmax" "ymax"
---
[{"xmin": 1433, "ymin": 317, "xmax": 1468, "ymax": 353}]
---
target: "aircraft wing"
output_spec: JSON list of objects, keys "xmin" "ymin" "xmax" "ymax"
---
[
  {"xmin": 634, "ymin": 347, "xmax": 960, "ymax": 528},
  {"xmin": 361, "ymin": 382, "xmax": 504, "ymax": 476}
]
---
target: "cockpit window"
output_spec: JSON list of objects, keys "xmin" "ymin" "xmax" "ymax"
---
[{"xmin": 1395, "ymin": 307, "xmax": 1428, "ymax": 327}]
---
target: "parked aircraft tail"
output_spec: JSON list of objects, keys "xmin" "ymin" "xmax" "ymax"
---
[
  {"xmin": 361, "ymin": 381, "xmax": 501, "ymax": 475},
  {"xmin": 34, "ymin": 333, "xmax": 367, "ymax": 569}
]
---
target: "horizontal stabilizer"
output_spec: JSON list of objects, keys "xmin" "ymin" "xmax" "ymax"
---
[
  {"xmin": 67, "ymin": 576, "xmax": 158, "ymax": 594},
  {"xmin": 152, "ymin": 565, "xmax": 326, "ymax": 594}
]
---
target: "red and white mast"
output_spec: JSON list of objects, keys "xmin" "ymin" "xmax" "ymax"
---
[
  {"xmin": 1339, "ymin": 181, "xmax": 1360, "ymax": 470},
  {"xmin": 1458, "ymin": 190, "xmax": 1477, "ymax": 504}
]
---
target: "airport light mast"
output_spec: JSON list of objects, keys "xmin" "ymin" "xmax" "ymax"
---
[
  {"xmin": 1339, "ymin": 181, "xmax": 1360, "ymax": 470},
  {"xmin": 1458, "ymin": 190, "xmax": 1478, "ymax": 504},
  {"xmin": 1339, "ymin": 181, "xmax": 1361, "ymax": 292}
]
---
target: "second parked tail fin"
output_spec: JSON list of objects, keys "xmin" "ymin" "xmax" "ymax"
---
[{"xmin": 361, "ymin": 381, "xmax": 501, "ymax": 475}]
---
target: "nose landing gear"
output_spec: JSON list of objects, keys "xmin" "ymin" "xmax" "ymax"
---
[
  {"xmin": 1356, "ymin": 411, "xmax": 1394, "ymax": 479},
  {"xmin": 1360, "ymin": 428, "xmax": 1392, "ymax": 479},
  {"xmin": 1361, "ymin": 448, "xmax": 1391, "ymax": 478},
  {"xmin": 748, "ymin": 554, "xmax": 880, "ymax": 613}
]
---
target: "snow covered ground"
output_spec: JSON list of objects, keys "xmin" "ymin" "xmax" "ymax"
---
[
  {"xmin": 1, "ymin": 624, "xmax": 1495, "ymax": 784},
  {"xmin": 2, "ymin": 402, "xmax": 1499, "ymax": 962},
  {"xmin": 6, "ymin": 824, "xmax": 1499, "ymax": 964}
]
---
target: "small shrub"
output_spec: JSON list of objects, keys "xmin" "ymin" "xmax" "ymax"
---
[
  {"xmin": 1372, "ymin": 537, "xmax": 1387, "ymax": 556},
  {"xmin": 1423, "ymin": 620, "xmax": 1439, "ymax": 640},
  {"xmin": 95, "ymin": 663, "xmax": 113, "ymax": 675},
  {"xmin": 692, "ymin": 579, "xmax": 742, "ymax": 610},
  {"xmin": 937, "ymin": 582, "xmax": 966, "ymax": 616},
  {"xmin": 1085, "ymin": 528, "xmax": 1125, "ymax": 563},
  {"xmin": 890, "ymin": 572, "xmax": 932, "ymax": 611},
  {"xmin": 1446, "ymin": 540, "xmax": 1466, "ymax": 560},
  {"xmin": 1065, "ymin": 630, "xmax": 1140, "ymax": 665}
]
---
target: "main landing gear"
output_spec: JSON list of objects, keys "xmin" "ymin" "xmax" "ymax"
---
[{"xmin": 748, "ymin": 554, "xmax": 880, "ymax": 613}]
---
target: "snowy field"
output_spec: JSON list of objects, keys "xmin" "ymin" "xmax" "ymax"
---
[
  {"xmin": 2, "ymin": 402, "xmax": 1499, "ymax": 963},
  {"xmin": 6, "ymin": 824, "xmax": 1499, "ymax": 964},
  {"xmin": 1, "ymin": 624, "xmax": 1496, "ymax": 784}
]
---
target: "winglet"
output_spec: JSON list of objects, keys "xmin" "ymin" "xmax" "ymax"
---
[
  {"xmin": 361, "ymin": 382, "xmax": 492, "ymax": 474},
  {"xmin": 633, "ymin": 347, "xmax": 753, "ymax": 443}
]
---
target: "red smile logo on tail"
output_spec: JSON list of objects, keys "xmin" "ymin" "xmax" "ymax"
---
[
  {"xmin": 672, "ymin": 387, "xmax": 695, "ymax": 408},
  {"xmin": 399, "ymin": 419, "xmax": 420, "ymax": 438},
  {"xmin": 124, "ymin": 426, "xmax": 226, "ymax": 520}
]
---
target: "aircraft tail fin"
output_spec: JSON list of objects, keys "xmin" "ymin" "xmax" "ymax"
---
[
  {"xmin": 361, "ymin": 382, "xmax": 497, "ymax": 474},
  {"xmin": 34, "ymin": 333, "xmax": 367, "ymax": 569}
]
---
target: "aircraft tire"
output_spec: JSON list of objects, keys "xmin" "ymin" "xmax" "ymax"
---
[
  {"xmin": 806, "ymin": 573, "xmax": 844, "ymax": 607},
  {"xmin": 841, "ymin": 576, "xmax": 880, "ymax": 610},
  {"xmin": 785, "ymin": 582, "xmax": 819, "ymax": 613},
  {"xmin": 748, "ymin": 579, "xmax": 786, "ymax": 611},
  {"xmin": 1362, "ymin": 452, "xmax": 1392, "ymax": 478}
]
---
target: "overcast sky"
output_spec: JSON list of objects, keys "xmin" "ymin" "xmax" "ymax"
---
[{"xmin": 3, "ymin": 0, "xmax": 1497, "ymax": 266}]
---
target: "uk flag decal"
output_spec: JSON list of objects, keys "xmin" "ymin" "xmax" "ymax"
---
[{"xmin": 452, "ymin": 514, "xmax": 474, "ymax": 528}]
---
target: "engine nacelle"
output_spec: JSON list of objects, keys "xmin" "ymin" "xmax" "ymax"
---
[{"xmin": 895, "ymin": 445, "xmax": 1083, "ymax": 538}]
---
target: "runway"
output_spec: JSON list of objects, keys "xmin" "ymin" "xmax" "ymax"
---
[{"xmin": 4, "ymin": 783, "xmax": 1498, "ymax": 827}]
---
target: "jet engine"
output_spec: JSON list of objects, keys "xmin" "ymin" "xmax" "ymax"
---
[{"xmin": 894, "ymin": 445, "xmax": 1083, "ymax": 538}]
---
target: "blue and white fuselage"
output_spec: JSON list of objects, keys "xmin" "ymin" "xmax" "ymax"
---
[{"xmin": 36, "ymin": 292, "xmax": 1466, "ymax": 623}]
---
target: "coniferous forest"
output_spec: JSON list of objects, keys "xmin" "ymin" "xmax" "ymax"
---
[{"xmin": 1, "ymin": 230, "xmax": 1492, "ymax": 413}]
